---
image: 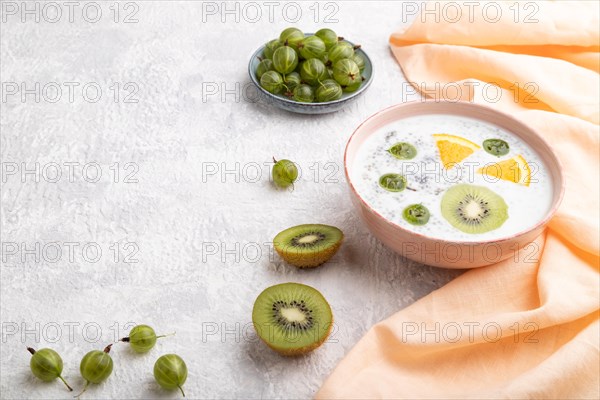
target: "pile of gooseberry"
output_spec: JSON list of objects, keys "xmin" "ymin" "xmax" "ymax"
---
[
  {"xmin": 26, "ymin": 324, "xmax": 187, "ymax": 398},
  {"xmin": 256, "ymin": 27, "xmax": 366, "ymax": 103}
]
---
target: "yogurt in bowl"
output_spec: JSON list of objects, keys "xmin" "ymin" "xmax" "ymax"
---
[{"xmin": 345, "ymin": 101, "xmax": 564, "ymax": 268}]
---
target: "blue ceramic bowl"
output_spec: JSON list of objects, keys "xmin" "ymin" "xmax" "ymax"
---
[{"xmin": 248, "ymin": 35, "xmax": 373, "ymax": 114}]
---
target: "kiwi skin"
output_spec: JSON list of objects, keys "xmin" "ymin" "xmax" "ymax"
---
[
  {"xmin": 257, "ymin": 320, "xmax": 333, "ymax": 357},
  {"xmin": 274, "ymin": 241, "xmax": 342, "ymax": 268},
  {"xmin": 273, "ymin": 224, "xmax": 344, "ymax": 268}
]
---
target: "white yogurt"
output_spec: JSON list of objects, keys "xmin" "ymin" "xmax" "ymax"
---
[{"xmin": 352, "ymin": 114, "xmax": 554, "ymax": 242}]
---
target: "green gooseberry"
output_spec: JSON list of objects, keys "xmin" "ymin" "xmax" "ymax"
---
[
  {"xmin": 260, "ymin": 71, "xmax": 284, "ymax": 94},
  {"xmin": 293, "ymin": 60, "xmax": 303, "ymax": 74},
  {"xmin": 352, "ymin": 53, "xmax": 366, "ymax": 71},
  {"xmin": 279, "ymin": 27, "xmax": 304, "ymax": 49},
  {"xmin": 119, "ymin": 324, "xmax": 176, "ymax": 353},
  {"xmin": 332, "ymin": 59, "xmax": 361, "ymax": 87},
  {"xmin": 263, "ymin": 39, "xmax": 282, "ymax": 59},
  {"xmin": 379, "ymin": 173, "xmax": 407, "ymax": 192},
  {"xmin": 272, "ymin": 158, "xmax": 298, "ymax": 189},
  {"xmin": 292, "ymin": 84, "xmax": 315, "ymax": 103},
  {"xmin": 316, "ymin": 79, "xmax": 343, "ymax": 102},
  {"xmin": 77, "ymin": 344, "xmax": 114, "ymax": 397},
  {"xmin": 256, "ymin": 59, "xmax": 274, "ymax": 79},
  {"xmin": 27, "ymin": 347, "xmax": 73, "ymax": 391},
  {"xmin": 272, "ymin": 46, "xmax": 298, "ymax": 75},
  {"xmin": 403, "ymin": 204, "xmax": 431, "ymax": 226},
  {"xmin": 297, "ymin": 35, "xmax": 327, "ymax": 60},
  {"xmin": 299, "ymin": 58, "xmax": 328, "ymax": 86},
  {"xmin": 154, "ymin": 354, "xmax": 188, "ymax": 397},
  {"xmin": 388, "ymin": 142, "xmax": 417, "ymax": 160},
  {"xmin": 283, "ymin": 72, "xmax": 301, "ymax": 92},
  {"xmin": 342, "ymin": 77, "xmax": 364, "ymax": 93},
  {"xmin": 483, "ymin": 138, "xmax": 510, "ymax": 157},
  {"xmin": 327, "ymin": 42, "xmax": 354, "ymax": 64},
  {"xmin": 315, "ymin": 28, "xmax": 341, "ymax": 50}
]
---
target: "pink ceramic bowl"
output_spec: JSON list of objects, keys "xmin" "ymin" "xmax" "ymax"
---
[{"xmin": 345, "ymin": 101, "xmax": 565, "ymax": 269}]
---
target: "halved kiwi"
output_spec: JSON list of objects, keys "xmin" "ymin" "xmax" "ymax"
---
[
  {"xmin": 252, "ymin": 282, "xmax": 333, "ymax": 356},
  {"xmin": 273, "ymin": 224, "xmax": 343, "ymax": 268},
  {"xmin": 441, "ymin": 184, "xmax": 508, "ymax": 234}
]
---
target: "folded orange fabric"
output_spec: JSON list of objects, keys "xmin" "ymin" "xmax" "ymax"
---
[{"xmin": 317, "ymin": 2, "xmax": 599, "ymax": 399}]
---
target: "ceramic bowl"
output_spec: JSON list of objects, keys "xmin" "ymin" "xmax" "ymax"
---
[
  {"xmin": 344, "ymin": 101, "xmax": 565, "ymax": 269},
  {"xmin": 248, "ymin": 35, "xmax": 373, "ymax": 114}
]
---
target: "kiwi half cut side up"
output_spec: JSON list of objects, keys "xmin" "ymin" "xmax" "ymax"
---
[
  {"xmin": 252, "ymin": 282, "xmax": 333, "ymax": 356},
  {"xmin": 273, "ymin": 224, "xmax": 343, "ymax": 268},
  {"xmin": 441, "ymin": 184, "xmax": 508, "ymax": 234}
]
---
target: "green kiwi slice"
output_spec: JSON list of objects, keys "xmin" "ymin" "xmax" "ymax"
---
[
  {"xmin": 273, "ymin": 224, "xmax": 343, "ymax": 268},
  {"xmin": 441, "ymin": 184, "xmax": 508, "ymax": 234},
  {"xmin": 252, "ymin": 283, "xmax": 333, "ymax": 356}
]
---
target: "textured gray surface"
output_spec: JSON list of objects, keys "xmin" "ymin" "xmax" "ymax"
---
[{"xmin": 1, "ymin": 2, "xmax": 461, "ymax": 398}]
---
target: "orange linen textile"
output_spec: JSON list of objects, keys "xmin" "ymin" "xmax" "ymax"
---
[{"xmin": 317, "ymin": 2, "xmax": 600, "ymax": 399}]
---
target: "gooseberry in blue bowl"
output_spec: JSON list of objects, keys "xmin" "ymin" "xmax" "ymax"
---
[{"xmin": 248, "ymin": 28, "xmax": 373, "ymax": 114}]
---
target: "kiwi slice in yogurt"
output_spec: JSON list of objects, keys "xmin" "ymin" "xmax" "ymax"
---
[{"xmin": 441, "ymin": 184, "xmax": 508, "ymax": 234}]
